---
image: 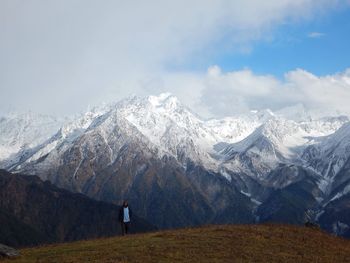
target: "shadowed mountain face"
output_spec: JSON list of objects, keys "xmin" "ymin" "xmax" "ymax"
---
[
  {"xmin": 44, "ymin": 148, "xmax": 255, "ymax": 229},
  {"xmin": 2, "ymin": 94, "xmax": 350, "ymax": 236},
  {"xmin": 257, "ymin": 167, "xmax": 322, "ymax": 224},
  {"xmin": 0, "ymin": 170, "xmax": 155, "ymax": 247},
  {"xmin": 0, "ymin": 208, "xmax": 46, "ymax": 247}
]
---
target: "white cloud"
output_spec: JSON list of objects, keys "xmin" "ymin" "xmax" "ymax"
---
[
  {"xmin": 157, "ymin": 66, "xmax": 350, "ymax": 118},
  {"xmin": 0, "ymin": 0, "xmax": 347, "ymax": 115},
  {"xmin": 308, "ymin": 32, "xmax": 325, "ymax": 38},
  {"xmin": 284, "ymin": 68, "xmax": 350, "ymax": 113}
]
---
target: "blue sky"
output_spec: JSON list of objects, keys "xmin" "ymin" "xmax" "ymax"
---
[{"xmin": 183, "ymin": 6, "xmax": 350, "ymax": 78}]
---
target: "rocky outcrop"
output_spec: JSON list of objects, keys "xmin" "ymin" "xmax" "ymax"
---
[{"xmin": 0, "ymin": 244, "xmax": 19, "ymax": 258}]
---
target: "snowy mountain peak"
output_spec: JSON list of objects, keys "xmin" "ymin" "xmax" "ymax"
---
[{"xmin": 221, "ymin": 118, "xmax": 301, "ymax": 160}]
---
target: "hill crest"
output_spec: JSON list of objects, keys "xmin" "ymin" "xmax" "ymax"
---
[{"xmin": 3, "ymin": 224, "xmax": 350, "ymax": 263}]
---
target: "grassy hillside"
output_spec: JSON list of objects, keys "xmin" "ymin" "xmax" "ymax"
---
[{"xmin": 2, "ymin": 224, "xmax": 350, "ymax": 263}]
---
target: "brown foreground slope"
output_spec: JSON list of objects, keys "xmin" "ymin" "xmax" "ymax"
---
[{"xmin": 2, "ymin": 224, "xmax": 350, "ymax": 263}]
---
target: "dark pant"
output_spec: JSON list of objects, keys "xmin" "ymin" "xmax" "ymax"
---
[{"xmin": 121, "ymin": 222, "xmax": 130, "ymax": 235}]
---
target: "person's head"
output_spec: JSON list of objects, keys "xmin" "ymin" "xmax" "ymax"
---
[{"xmin": 123, "ymin": 200, "xmax": 128, "ymax": 207}]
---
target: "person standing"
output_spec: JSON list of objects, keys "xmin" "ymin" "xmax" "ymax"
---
[{"xmin": 119, "ymin": 200, "xmax": 132, "ymax": 235}]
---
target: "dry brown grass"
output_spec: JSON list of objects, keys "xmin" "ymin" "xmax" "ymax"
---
[{"xmin": 2, "ymin": 224, "xmax": 350, "ymax": 263}]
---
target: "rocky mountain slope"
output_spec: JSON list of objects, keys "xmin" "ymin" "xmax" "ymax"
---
[{"xmin": 1, "ymin": 93, "xmax": 350, "ymax": 235}]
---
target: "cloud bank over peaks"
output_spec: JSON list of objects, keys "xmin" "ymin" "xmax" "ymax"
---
[{"xmin": 159, "ymin": 66, "xmax": 350, "ymax": 119}]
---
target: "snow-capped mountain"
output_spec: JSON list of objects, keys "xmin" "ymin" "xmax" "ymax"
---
[
  {"xmin": 0, "ymin": 112, "xmax": 64, "ymax": 167},
  {"xmin": 303, "ymin": 122, "xmax": 350, "ymax": 178},
  {"xmin": 5, "ymin": 93, "xmax": 347, "ymax": 175},
  {"xmin": 221, "ymin": 116, "xmax": 347, "ymax": 179},
  {"xmin": 302, "ymin": 122, "xmax": 350, "ymax": 200},
  {"xmin": 1, "ymin": 93, "xmax": 350, "ymax": 235}
]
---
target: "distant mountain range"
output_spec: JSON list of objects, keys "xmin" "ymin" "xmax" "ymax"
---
[
  {"xmin": 1, "ymin": 93, "xmax": 350, "ymax": 237},
  {"xmin": 0, "ymin": 170, "xmax": 155, "ymax": 247}
]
